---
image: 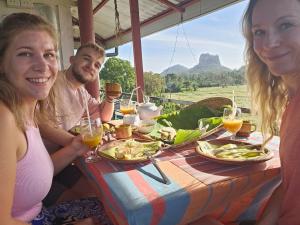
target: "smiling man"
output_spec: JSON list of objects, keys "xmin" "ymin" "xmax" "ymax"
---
[
  {"xmin": 39, "ymin": 43, "xmax": 121, "ymax": 206},
  {"xmin": 55, "ymin": 43, "xmax": 118, "ymax": 131}
]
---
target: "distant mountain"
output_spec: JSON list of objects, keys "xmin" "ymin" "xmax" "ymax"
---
[
  {"xmin": 161, "ymin": 64, "xmax": 189, "ymax": 75},
  {"xmin": 161, "ymin": 53, "xmax": 232, "ymax": 75}
]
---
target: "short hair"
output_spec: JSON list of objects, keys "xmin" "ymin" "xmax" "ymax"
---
[{"xmin": 76, "ymin": 42, "xmax": 105, "ymax": 59}]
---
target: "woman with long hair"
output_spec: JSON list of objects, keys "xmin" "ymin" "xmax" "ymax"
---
[
  {"xmin": 243, "ymin": 0, "xmax": 300, "ymax": 224},
  {"xmin": 0, "ymin": 13, "xmax": 111, "ymax": 225}
]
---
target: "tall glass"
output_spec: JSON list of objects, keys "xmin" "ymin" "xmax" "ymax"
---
[
  {"xmin": 119, "ymin": 99, "xmax": 136, "ymax": 115},
  {"xmin": 80, "ymin": 117, "xmax": 103, "ymax": 163},
  {"xmin": 223, "ymin": 107, "xmax": 243, "ymax": 139}
]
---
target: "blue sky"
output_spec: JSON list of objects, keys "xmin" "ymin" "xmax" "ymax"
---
[{"xmin": 114, "ymin": 0, "xmax": 249, "ymax": 74}]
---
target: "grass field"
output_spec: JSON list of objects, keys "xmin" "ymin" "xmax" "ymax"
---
[
  {"xmin": 162, "ymin": 85, "xmax": 250, "ymax": 109},
  {"xmin": 161, "ymin": 85, "xmax": 260, "ymax": 126}
]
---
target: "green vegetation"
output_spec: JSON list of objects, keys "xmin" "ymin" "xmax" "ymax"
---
[
  {"xmin": 100, "ymin": 57, "xmax": 257, "ymax": 126},
  {"xmin": 163, "ymin": 85, "xmax": 250, "ymax": 109},
  {"xmin": 100, "ymin": 57, "xmax": 136, "ymax": 93}
]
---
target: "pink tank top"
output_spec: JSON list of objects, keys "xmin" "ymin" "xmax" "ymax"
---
[{"xmin": 12, "ymin": 127, "xmax": 54, "ymax": 222}]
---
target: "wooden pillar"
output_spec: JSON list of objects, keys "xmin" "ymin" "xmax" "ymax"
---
[
  {"xmin": 77, "ymin": 0, "xmax": 100, "ymax": 99},
  {"xmin": 129, "ymin": 0, "xmax": 144, "ymax": 103}
]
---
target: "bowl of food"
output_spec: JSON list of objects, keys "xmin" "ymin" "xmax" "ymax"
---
[{"xmin": 137, "ymin": 119, "xmax": 156, "ymax": 134}]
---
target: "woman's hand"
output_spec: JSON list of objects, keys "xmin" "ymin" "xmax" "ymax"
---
[
  {"xmin": 51, "ymin": 135, "xmax": 93, "ymax": 175},
  {"xmin": 69, "ymin": 134, "xmax": 91, "ymax": 157}
]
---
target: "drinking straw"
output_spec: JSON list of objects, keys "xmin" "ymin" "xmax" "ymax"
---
[
  {"xmin": 129, "ymin": 86, "xmax": 140, "ymax": 105},
  {"xmin": 83, "ymin": 93, "xmax": 93, "ymax": 135},
  {"xmin": 232, "ymin": 90, "xmax": 237, "ymax": 119}
]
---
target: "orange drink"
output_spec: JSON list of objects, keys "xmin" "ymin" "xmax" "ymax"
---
[
  {"xmin": 81, "ymin": 118, "xmax": 103, "ymax": 148},
  {"xmin": 223, "ymin": 107, "xmax": 243, "ymax": 139},
  {"xmin": 223, "ymin": 119, "xmax": 243, "ymax": 134},
  {"xmin": 120, "ymin": 107, "xmax": 135, "ymax": 115},
  {"xmin": 120, "ymin": 99, "xmax": 136, "ymax": 115},
  {"xmin": 82, "ymin": 132, "xmax": 102, "ymax": 148}
]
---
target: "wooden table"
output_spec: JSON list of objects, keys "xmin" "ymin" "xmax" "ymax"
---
[{"xmin": 78, "ymin": 131, "xmax": 281, "ymax": 225}]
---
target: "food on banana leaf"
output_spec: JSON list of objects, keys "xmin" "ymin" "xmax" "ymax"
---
[
  {"xmin": 158, "ymin": 127, "xmax": 176, "ymax": 143},
  {"xmin": 174, "ymin": 129, "xmax": 202, "ymax": 145},
  {"xmin": 156, "ymin": 105, "xmax": 224, "ymax": 130},
  {"xmin": 197, "ymin": 141, "xmax": 267, "ymax": 160},
  {"xmin": 99, "ymin": 139, "xmax": 162, "ymax": 160}
]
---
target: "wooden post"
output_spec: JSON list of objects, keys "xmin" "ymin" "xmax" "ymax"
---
[
  {"xmin": 129, "ymin": 0, "xmax": 144, "ymax": 103},
  {"xmin": 77, "ymin": 0, "xmax": 100, "ymax": 99}
]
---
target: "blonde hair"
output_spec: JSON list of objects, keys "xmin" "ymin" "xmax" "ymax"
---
[
  {"xmin": 242, "ymin": 0, "xmax": 288, "ymax": 142},
  {"xmin": 0, "ymin": 13, "xmax": 58, "ymax": 130}
]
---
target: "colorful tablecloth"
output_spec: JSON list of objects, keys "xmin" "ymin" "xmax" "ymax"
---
[{"xmin": 78, "ymin": 131, "xmax": 281, "ymax": 225}]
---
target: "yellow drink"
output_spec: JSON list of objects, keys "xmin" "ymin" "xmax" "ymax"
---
[
  {"xmin": 120, "ymin": 107, "xmax": 135, "ymax": 115},
  {"xmin": 83, "ymin": 133, "xmax": 102, "ymax": 148},
  {"xmin": 223, "ymin": 119, "xmax": 243, "ymax": 134}
]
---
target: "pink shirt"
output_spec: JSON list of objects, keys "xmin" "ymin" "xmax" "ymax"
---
[
  {"xmin": 12, "ymin": 127, "xmax": 54, "ymax": 222},
  {"xmin": 278, "ymin": 91, "xmax": 300, "ymax": 225},
  {"xmin": 54, "ymin": 71, "xmax": 100, "ymax": 131}
]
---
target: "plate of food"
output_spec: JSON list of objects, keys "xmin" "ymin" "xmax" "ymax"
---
[
  {"xmin": 196, "ymin": 139, "xmax": 273, "ymax": 165},
  {"xmin": 96, "ymin": 139, "xmax": 163, "ymax": 164}
]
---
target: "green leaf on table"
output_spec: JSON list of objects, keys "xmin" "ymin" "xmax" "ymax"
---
[
  {"xmin": 147, "ymin": 123, "xmax": 167, "ymax": 140},
  {"xmin": 198, "ymin": 117, "xmax": 223, "ymax": 131},
  {"xmin": 156, "ymin": 105, "xmax": 221, "ymax": 130},
  {"xmin": 101, "ymin": 147, "xmax": 118, "ymax": 159},
  {"xmin": 174, "ymin": 129, "xmax": 202, "ymax": 145}
]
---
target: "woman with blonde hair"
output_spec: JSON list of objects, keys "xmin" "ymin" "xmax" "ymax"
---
[
  {"xmin": 243, "ymin": 0, "xmax": 300, "ymax": 224},
  {"xmin": 0, "ymin": 13, "xmax": 111, "ymax": 225}
]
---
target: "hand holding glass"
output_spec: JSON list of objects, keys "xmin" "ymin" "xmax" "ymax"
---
[
  {"xmin": 223, "ymin": 108, "xmax": 243, "ymax": 139},
  {"xmin": 80, "ymin": 118, "xmax": 103, "ymax": 162}
]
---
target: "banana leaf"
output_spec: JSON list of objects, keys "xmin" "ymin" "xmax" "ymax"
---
[
  {"xmin": 198, "ymin": 117, "xmax": 223, "ymax": 131},
  {"xmin": 157, "ymin": 105, "xmax": 223, "ymax": 130},
  {"xmin": 174, "ymin": 129, "xmax": 202, "ymax": 145}
]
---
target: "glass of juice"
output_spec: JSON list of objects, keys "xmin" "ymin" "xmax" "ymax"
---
[
  {"xmin": 80, "ymin": 117, "xmax": 103, "ymax": 163},
  {"xmin": 223, "ymin": 107, "xmax": 243, "ymax": 139},
  {"xmin": 120, "ymin": 99, "xmax": 136, "ymax": 115}
]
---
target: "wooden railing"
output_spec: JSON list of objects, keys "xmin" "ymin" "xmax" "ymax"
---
[{"xmin": 102, "ymin": 91, "xmax": 251, "ymax": 119}]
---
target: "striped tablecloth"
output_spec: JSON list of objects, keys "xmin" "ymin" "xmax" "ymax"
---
[{"xmin": 78, "ymin": 131, "xmax": 281, "ymax": 225}]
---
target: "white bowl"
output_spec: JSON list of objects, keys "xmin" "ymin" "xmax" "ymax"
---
[
  {"xmin": 123, "ymin": 114, "xmax": 140, "ymax": 125},
  {"xmin": 137, "ymin": 119, "xmax": 156, "ymax": 134}
]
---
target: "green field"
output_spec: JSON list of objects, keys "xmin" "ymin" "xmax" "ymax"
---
[
  {"xmin": 162, "ymin": 85, "xmax": 259, "ymax": 125},
  {"xmin": 163, "ymin": 85, "xmax": 250, "ymax": 109}
]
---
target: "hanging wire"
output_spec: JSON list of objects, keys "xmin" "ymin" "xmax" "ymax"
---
[
  {"xmin": 114, "ymin": 0, "xmax": 121, "ymax": 47},
  {"xmin": 165, "ymin": 23, "xmax": 180, "ymax": 75},
  {"xmin": 181, "ymin": 23, "xmax": 198, "ymax": 64}
]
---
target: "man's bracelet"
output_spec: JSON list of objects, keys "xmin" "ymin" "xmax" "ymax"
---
[{"xmin": 106, "ymin": 98, "xmax": 114, "ymax": 103}]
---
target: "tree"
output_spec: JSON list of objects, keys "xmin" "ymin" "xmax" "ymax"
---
[
  {"xmin": 144, "ymin": 72, "xmax": 165, "ymax": 96},
  {"xmin": 100, "ymin": 57, "xmax": 136, "ymax": 93}
]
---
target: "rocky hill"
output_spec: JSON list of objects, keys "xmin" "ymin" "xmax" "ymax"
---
[
  {"xmin": 161, "ymin": 53, "xmax": 231, "ymax": 75},
  {"xmin": 161, "ymin": 64, "xmax": 189, "ymax": 75}
]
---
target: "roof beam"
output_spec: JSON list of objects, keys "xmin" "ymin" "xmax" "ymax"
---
[
  {"xmin": 105, "ymin": 0, "xmax": 197, "ymax": 43},
  {"xmin": 157, "ymin": 0, "xmax": 185, "ymax": 13},
  {"xmin": 72, "ymin": 16, "xmax": 105, "ymax": 44},
  {"xmin": 93, "ymin": 0, "xmax": 109, "ymax": 15}
]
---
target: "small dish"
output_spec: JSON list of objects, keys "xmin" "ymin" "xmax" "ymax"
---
[{"xmin": 137, "ymin": 119, "xmax": 156, "ymax": 134}]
